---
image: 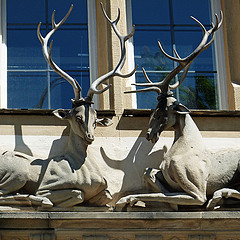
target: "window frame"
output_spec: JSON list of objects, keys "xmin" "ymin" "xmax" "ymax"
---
[
  {"xmin": 0, "ymin": 0, "xmax": 99, "ymax": 109},
  {"xmin": 0, "ymin": 0, "xmax": 7, "ymax": 108},
  {"xmin": 126, "ymin": 0, "xmax": 228, "ymax": 110}
]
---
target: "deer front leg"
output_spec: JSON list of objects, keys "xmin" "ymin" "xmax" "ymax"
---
[
  {"xmin": 207, "ymin": 188, "xmax": 240, "ymax": 210},
  {"xmin": 87, "ymin": 189, "xmax": 112, "ymax": 206},
  {"xmin": 37, "ymin": 189, "xmax": 84, "ymax": 208},
  {"xmin": 144, "ymin": 168, "xmax": 170, "ymax": 193},
  {"xmin": 0, "ymin": 194, "xmax": 53, "ymax": 208},
  {"xmin": 116, "ymin": 191, "xmax": 206, "ymax": 209}
]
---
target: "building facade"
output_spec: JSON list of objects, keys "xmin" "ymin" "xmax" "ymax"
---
[{"xmin": 0, "ymin": 0, "xmax": 240, "ymax": 239}]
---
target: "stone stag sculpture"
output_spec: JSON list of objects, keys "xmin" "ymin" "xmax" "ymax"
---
[
  {"xmin": 0, "ymin": 4, "xmax": 137, "ymax": 209},
  {"xmin": 117, "ymin": 12, "xmax": 240, "ymax": 210}
]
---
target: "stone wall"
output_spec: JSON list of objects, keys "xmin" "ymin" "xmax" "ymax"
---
[{"xmin": 1, "ymin": 211, "xmax": 240, "ymax": 239}]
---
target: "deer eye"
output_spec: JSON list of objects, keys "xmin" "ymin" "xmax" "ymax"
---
[{"xmin": 77, "ymin": 116, "xmax": 84, "ymax": 124}]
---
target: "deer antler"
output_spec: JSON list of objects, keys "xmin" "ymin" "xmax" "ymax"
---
[
  {"xmin": 126, "ymin": 11, "xmax": 223, "ymax": 96},
  {"xmin": 37, "ymin": 5, "xmax": 82, "ymax": 101},
  {"xmin": 85, "ymin": 2, "xmax": 138, "ymax": 102},
  {"xmin": 38, "ymin": 3, "xmax": 137, "ymax": 105}
]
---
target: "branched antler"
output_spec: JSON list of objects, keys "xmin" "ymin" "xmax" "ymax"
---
[
  {"xmin": 38, "ymin": 3, "xmax": 137, "ymax": 105},
  {"xmin": 85, "ymin": 2, "xmax": 138, "ymax": 102},
  {"xmin": 37, "ymin": 5, "xmax": 81, "ymax": 101},
  {"xmin": 126, "ymin": 11, "xmax": 223, "ymax": 96}
]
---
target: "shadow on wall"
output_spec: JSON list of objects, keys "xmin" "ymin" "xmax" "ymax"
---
[
  {"xmin": 100, "ymin": 116, "xmax": 168, "ymax": 202},
  {"xmin": 14, "ymin": 123, "xmax": 33, "ymax": 156}
]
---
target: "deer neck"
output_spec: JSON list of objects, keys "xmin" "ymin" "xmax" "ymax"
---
[
  {"xmin": 172, "ymin": 113, "xmax": 205, "ymax": 151},
  {"xmin": 65, "ymin": 129, "xmax": 88, "ymax": 160}
]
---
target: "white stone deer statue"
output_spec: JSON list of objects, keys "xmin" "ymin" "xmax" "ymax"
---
[
  {"xmin": 0, "ymin": 4, "xmax": 137, "ymax": 208},
  {"xmin": 117, "ymin": 12, "xmax": 240, "ymax": 210}
]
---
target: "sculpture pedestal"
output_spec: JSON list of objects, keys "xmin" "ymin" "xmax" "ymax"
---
[{"xmin": 0, "ymin": 210, "xmax": 240, "ymax": 239}]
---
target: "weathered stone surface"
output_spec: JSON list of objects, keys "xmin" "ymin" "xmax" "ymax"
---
[{"xmin": 0, "ymin": 211, "xmax": 240, "ymax": 239}]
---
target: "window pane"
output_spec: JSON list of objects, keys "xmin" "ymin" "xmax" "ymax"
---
[
  {"xmin": 134, "ymin": 30, "xmax": 172, "ymax": 71},
  {"xmin": 132, "ymin": 0, "xmax": 169, "ymax": 24},
  {"xmin": 7, "ymin": 72, "xmax": 48, "ymax": 109},
  {"xmin": 178, "ymin": 73, "xmax": 218, "ymax": 109},
  {"xmin": 50, "ymin": 71, "xmax": 90, "ymax": 109},
  {"xmin": 48, "ymin": 0, "xmax": 87, "ymax": 24},
  {"xmin": 135, "ymin": 72, "xmax": 165, "ymax": 109},
  {"xmin": 174, "ymin": 30, "xmax": 215, "ymax": 72},
  {"xmin": 172, "ymin": 0, "xmax": 211, "ymax": 25},
  {"xmin": 48, "ymin": 29, "xmax": 89, "ymax": 70},
  {"xmin": 7, "ymin": 30, "xmax": 46, "ymax": 70},
  {"xmin": 7, "ymin": 0, "xmax": 45, "ymax": 23}
]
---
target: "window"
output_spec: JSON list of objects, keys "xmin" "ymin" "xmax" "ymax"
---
[
  {"xmin": 130, "ymin": 0, "xmax": 227, "ymax": 110},
  {"xmin": 6, "ymin": 0, "xmax": 89, "ymax": 109}
]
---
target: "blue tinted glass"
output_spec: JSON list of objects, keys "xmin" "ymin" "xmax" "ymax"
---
[
  {"xmin": 179, "ymin": 73, "xmax": 218, "ymax": 109},
  {"xmin": 50, "ymin": 71, "xmax": 90, "ymax": 109},
  {"xmin": 172, "ymin": 0, "xmax": 211, "ymax": 25},
  {"xmin": 48, "ymin": 0, "xmax": 87, "ymax": 23},
  {"xmin": 7, "ymin": 72, "xmax": 48, "ymax": 109},
  {"xmin": 132, "ymin": 0, "xmax": 169, "ymax": 24},
  {"xmin": 135, "ymin": 72, "xmax": 167, "ymax": 109},
  {"xmin": 49, "ymin": 29, "xmax": 89, "ymax": 70},
  {"xmin": 7, "ymin": 30, "xmax": 46, "ymax": 70},
  {"xmin": 134, "ymin": 30, "xmax": 172, "ymax": 71},
  {"xmin": 7, "ymin": 0, "xmax": 45, "ymax": 23},
  {"xmin": 174, "ymin": 30, "xmax": 215, "ymax": 72}
]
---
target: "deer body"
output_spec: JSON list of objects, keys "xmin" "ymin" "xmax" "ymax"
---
[
  {"xmin": 161, "ymin": 113, "xmax": 210, "ymax": 203},
  {"xmin": 0, "ymin": 105, "xmax": 111, "ymax": 208},
  {"xmin": 35, "ymin": 106, "xmax": 110, "ymax": 206},
  {"xmin": 162, "ymin": 104, "xmax": 240, "ymax": 204},
  {"xmin": 117, "ymin": 97, "xmax": 240, "ymax": 209}
]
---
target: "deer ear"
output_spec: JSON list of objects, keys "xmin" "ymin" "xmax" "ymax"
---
[
  {"xmin": 174, "ymin": 103, "xmax": 190, "ymax": 114},
  {"xmin": 96, "ymin": 117, "xmax": 113, "ymax": 127},
  {"xmin": 53, "ymin": 109, "xmax": 72, "ymax": 120}
]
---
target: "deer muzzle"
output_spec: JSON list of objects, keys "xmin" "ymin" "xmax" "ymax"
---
[{"xmin": 84, "ymin": 133, "xmax": 94, "ymax": 145}]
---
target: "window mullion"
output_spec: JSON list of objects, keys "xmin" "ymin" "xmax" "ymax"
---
[{"xmin": 210, "ymin": 0, "xmax": 228, "ymax": 110}]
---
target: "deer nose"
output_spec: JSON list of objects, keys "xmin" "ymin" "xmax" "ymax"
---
[
  {"xmin": 146, "ymin": 129, "xmax": 154, "ymax": 141},
  {"xmin": 146, "ymin": 132, "xmax": 151, "ymax": 141},
  {"xmin": 86, "ymin": 133, "xmax": 94, "ymax": 141}
]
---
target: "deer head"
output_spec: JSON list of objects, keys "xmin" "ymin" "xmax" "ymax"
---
[
  {"xmin": 126, "ymin": 12, "xmax": 222, "ymax": 143},
  {"xmin": 37, "ymin": 3, "xmax": 137, "ymax": 145}
]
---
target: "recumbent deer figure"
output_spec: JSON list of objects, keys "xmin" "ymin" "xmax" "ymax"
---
[
  {"xmin": 0, "ymin": 4, "xmax": 137, "ymax": 208},
  {"xmin": 117, "ymin": 12, "xmax": 240, "ymax": 210}
]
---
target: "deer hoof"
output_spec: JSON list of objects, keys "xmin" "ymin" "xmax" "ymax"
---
[
  {"xmin": 115, "ymin": 196, "xmax": 131, "ymax": 208},
  {"xmin": 41, "ymin": 197, "xmax": 54, "ymax": 208},
  {"xmin": 206, "ymin": 194, "xmax": 222, "ymax": 210}
]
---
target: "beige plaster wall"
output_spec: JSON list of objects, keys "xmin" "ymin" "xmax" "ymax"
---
[{"xmin": 221, "ymin": 0, "xmax": 240, "ymax": 110}]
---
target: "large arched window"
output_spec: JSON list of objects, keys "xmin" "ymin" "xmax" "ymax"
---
[
  {"xmin": 129, "ymin": 0, "xmax": 227, "ymax": 110},
  {"xmin": 6, "ymin": 0, "xmax": 89, "ymax": 109}
]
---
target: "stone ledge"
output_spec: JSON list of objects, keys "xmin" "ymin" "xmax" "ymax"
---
[
  {"xmin": 123, "ymin": 109, "xmax": 240, "ymax": 117},
  {"xmin": 0, "ymin": 109, "xmax": 116, "ymax": 116},
  {"xmin": 1, "ymin": 211, "xmax": 240, "ymax": 239},
  {"xmin": 1, "ymin": 210, "xmax": 240, "ymax": 220}
]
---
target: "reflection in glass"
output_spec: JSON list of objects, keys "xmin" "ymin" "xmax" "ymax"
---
[
  {"xmin": 7, "ymin": 72, "xmax": 48, "ymax": 109},
  {"xmin": 179, "ymin": 73, "xmax": 218, "ymax": 109}
]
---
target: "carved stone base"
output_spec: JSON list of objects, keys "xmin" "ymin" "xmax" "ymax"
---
[{"xmin": 0, "ymin": 211, "xmax": 240, "ymax": 239}]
